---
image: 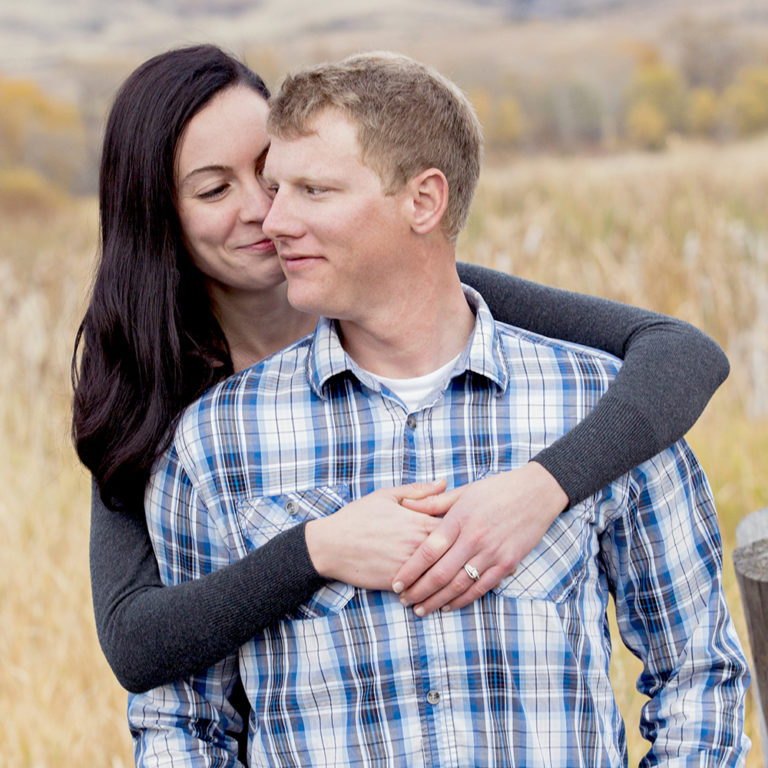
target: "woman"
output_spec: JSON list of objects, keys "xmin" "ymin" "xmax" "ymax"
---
[{"xmin": 73, "ymin": 45, "xmax": 729, "ymax": 694}]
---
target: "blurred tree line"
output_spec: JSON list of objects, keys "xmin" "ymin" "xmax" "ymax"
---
[
  {"xmin": 468, "ymin": 18, "xmax": 768, "ymax": 153},
  {"xmin": 471, "ymin": 51, "xmax": 768, "ymax": 154},
  {"xmin": 0, "ymin": 76, "xmax": 90, "ymax": 210},
  {"xmin": 3, "ymin": 16, "xmax": 768, "ymax": 205}
]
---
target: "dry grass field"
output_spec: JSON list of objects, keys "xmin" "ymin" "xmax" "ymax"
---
[{"xmin": 1, "ymin": 137, "xmax": 766, "ymax": 766}]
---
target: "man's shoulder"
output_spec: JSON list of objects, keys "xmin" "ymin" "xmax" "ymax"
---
[
  {"xmin": 493, "ymin": 318, "xmax": 623, "ymax": 377},
  {"xmin": 176, "ymin": 335, "xmax": 314, "ymax": 444}
]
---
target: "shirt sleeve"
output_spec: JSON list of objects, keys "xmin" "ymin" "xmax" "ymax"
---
[
  {"xmin": 599, "ymin": 441, "xmax": 750, "ymax": 766},
  {"xmin": 127, "ymin": 445, "xmax": 245, "ymax": 768},
  {"xmin": 456, "ymin": 262, "xmax": 729, "ymax": 504}
]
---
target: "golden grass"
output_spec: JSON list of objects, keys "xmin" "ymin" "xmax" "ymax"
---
[
  {"xmin": 0, "ymin": 200, "xmax": 133, "ymax": 766},
  {"xmin": 1, "ymin": 137, "xmax": 766, "ymax": 765}
]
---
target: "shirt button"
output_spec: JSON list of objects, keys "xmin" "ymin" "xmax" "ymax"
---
[
  {"xmin": 406, "ymin": 414, "xmax": 418, "ymax": 430},
  {"xmin": 285, "ymin": 501, "xmax": 299, "ymax": 516},
  {"xmin": 426, "ymin": 690, "xmax": 441, "ymax": 706}
]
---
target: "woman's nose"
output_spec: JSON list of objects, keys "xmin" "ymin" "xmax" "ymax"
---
[{"xmin": 239, "ymin": 177, "xmax": 272, "ymax": 223}]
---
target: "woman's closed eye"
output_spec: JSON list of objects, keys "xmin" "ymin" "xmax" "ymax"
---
[{"xmin": 197, "ymin": 184, "xmax": 229, "ymax": 200}]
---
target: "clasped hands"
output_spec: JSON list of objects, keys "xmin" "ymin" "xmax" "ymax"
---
[{"xmin": 305, "ymin": 461, "xmax": 569, "ymax": 617}]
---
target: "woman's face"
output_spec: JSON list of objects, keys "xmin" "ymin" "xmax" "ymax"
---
[{"xmin": 175, "ymin": 85, "xmax": 283, "ymax": 300}]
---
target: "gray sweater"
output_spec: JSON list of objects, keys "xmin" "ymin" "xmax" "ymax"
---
[{"xmin": 90, "ymin": 263, "xmax": 729, "ymax": 693}]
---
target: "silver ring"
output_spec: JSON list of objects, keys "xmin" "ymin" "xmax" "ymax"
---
[{"xmin": 464, "ymin": 563, "xmax": 481, "ymax": 581}]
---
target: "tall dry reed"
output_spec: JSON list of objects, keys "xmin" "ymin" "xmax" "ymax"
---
[{"xmin": 0, "ymin": 200, "xmax": 133, "ymax": 767}]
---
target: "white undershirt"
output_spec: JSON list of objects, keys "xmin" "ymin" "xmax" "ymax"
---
[{"xmin": 366, "ymin": 353, "xmax": 462, "ymax": 413}]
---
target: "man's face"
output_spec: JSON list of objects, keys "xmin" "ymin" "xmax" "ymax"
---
[{"xmin": 261, "ymin": 109, "xmax": 412, "ymax": 323}]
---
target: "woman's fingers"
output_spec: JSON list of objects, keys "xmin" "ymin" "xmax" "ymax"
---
[
  {"xmin": 413, "ymin": 564, "xmax": 515, "ymax": 616},
  {"xmin": 394, "ymin": 464, "xmax": 566, "ymax": 613},
  {"xmin": 388, "ymin": 478, "xmax": 448, "ymax": 505},
  {"xmin": 401, "ymin": 486, "xmax": 462, "ymax": 515},
  {"xmin": 396, "ymin": 516, "xmax": 494, "ymax": 609},
  {"xmin": 410, "ymin": 563, "xmax": 501, "ymax": 616},
  {"xmin": 391, "ymin": 515, "xmax": 461, "ymax": 594}
]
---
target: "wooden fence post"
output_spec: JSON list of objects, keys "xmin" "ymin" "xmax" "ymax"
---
[{"xmin": 733, "ymin": 508, "xmax": 768, "ymax": 766}]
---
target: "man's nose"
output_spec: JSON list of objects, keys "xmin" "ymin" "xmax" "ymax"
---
[{"xmin": 262, "ymin": 188, "xmax": 298, "ymax": 241}]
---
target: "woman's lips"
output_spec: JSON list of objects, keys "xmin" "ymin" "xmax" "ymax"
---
[{"xmin": 238, "ymin": 238, "xmax": 276, "ymax": 254}]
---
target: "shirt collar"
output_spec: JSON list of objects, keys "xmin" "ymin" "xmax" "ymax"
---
[{"xmin": 306, "ymin": 284, "xmax": 509, "ymax": 399}]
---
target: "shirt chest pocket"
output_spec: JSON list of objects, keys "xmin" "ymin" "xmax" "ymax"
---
[
  {"xmin": 237, "ymin": 485, "xmax": 355, "ymax": 619},
  {"xmin": 491, "ymin": 498, "xmax": 595, "ymax": 604}
]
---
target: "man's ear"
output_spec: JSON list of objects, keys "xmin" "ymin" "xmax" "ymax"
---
[{"xmin": 404, "ymin": 168, "xmax": 449, "ymax": 235}]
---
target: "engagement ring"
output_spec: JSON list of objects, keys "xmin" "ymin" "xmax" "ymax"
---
[{"xmin": 464, "ymin": 563, "xmax": 481, "ymax": 581}]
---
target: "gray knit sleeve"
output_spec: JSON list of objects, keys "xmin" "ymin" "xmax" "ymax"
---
[
  {"xmin": 457, "ymin": 262, "xmax": 728, "ymax": 503},
  {"xmin": 90, "ymin": 483, "xmax": 325, "ymax": 692}
]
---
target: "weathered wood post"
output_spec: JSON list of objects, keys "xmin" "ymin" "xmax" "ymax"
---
[{"xmin": 733, "ymin": 508, "xmax": 768, "ymax": 766}]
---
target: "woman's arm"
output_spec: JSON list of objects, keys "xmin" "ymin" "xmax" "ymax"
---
[
  {"xmin": 91, "ymin": 480, "xmax": 449, "ymax": 692},
  {"xmin": 90, "ymin": 484, "xmax": 326, "ymax": 692},
  {"xmin": 391, "ymin": 262, "xmax": 729, "ymax": 614},
  {"xmin": 457, "ymin": 261, "xmax": 728, "ymax": 502}
]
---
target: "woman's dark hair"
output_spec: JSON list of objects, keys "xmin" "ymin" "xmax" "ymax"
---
[{"xmin": 72, "ymin": 45, "xmax": 270, "ymax": 511}]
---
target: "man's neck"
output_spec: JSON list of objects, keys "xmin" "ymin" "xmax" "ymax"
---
[{"xmin": 337, "ymin": 267, "xmax": 475, "ymax": 379}]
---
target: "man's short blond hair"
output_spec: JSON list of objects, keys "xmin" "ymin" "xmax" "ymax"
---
[{"xmin": 268, "ymin": 52, "xmax": 483, "ymax": 242}]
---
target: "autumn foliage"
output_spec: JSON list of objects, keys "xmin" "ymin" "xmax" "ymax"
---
[{"xmin": 0, "ymin": 76, "xmax": 88, "ymax": 200}]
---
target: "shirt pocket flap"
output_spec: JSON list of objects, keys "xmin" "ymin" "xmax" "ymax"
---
[
  {"xmin": 237, "ymin": 485, "xmax": 354, "ymax": 618},
  {"xmin": 492, "ymin": 498, "xmax": 593, "ymax": 604},
  {"xmin": 237, "ymin": 485, "xmax": 351, "ymax": 546}
]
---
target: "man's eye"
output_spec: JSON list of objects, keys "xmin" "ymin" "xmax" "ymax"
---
[{"xmin": 306, "ymin": 186, "xmax": 328, "ymax": 196}]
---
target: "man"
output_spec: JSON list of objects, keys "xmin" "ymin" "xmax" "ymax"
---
[{"xmin": 130, "ymin": 52, "xmax": 749, "ymax": 766}]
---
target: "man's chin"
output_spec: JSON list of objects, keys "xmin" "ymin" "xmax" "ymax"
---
[{"xmin": 285, "ymin": 287, "xmax": 326, "ymax": 317}]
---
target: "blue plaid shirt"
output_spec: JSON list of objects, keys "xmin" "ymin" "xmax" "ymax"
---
[{"xmin": 130, "ymin": 287, "xmax": 749, "ymax": 767}]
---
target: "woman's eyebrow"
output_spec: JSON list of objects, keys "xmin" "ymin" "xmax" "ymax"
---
[{"xmin": 179, "ymin": 164, "xmax": 230, "ymax": 186}]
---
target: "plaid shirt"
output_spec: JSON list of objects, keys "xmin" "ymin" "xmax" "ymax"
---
[{"xmin": 130, "ymin": 287, "xmax": 749, "ymax": 767}]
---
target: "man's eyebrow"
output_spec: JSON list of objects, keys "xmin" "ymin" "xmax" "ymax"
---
[{"xmin": 261, "ymin": 164, "xmax": 342, "ymax": 187}]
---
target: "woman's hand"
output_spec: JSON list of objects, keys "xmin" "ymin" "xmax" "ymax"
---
[
  {"xmin": 305, "ymin": 479, "xmax": 454, "ymax": 591},
  {"xmin": 391, "ymin": 462, "xmax": 569, "ymax": 616}
]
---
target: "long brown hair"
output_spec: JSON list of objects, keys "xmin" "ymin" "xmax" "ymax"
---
[{"xmin": 72, "ymin": 45, "xmax": 270, "ymax": 511}]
